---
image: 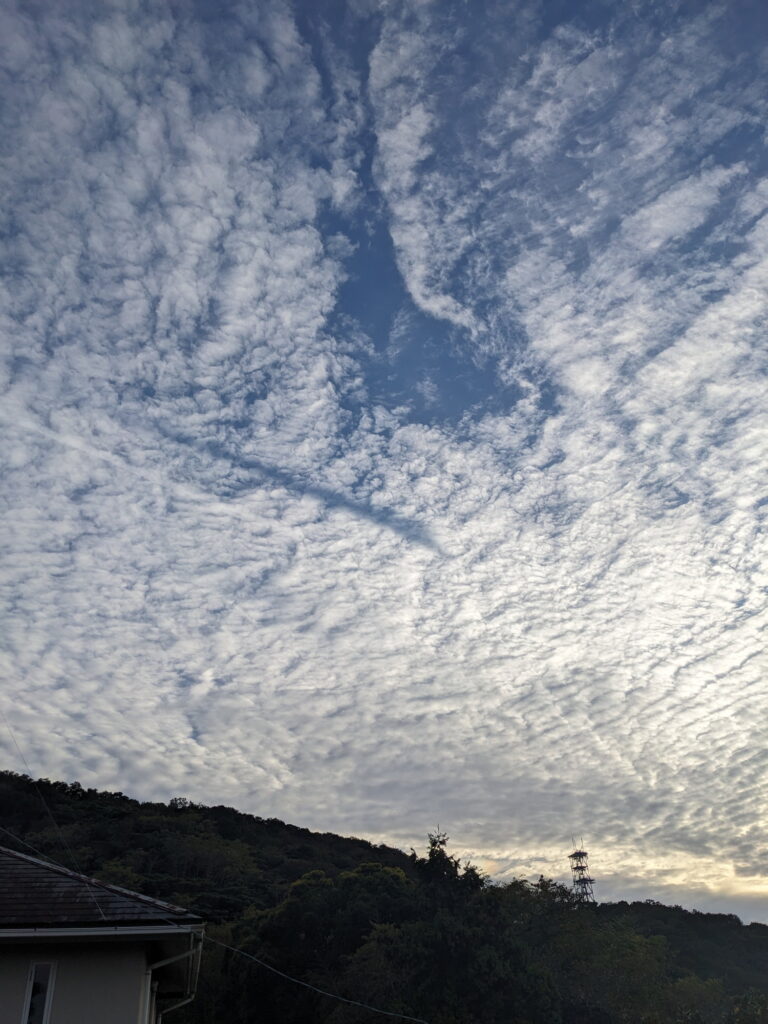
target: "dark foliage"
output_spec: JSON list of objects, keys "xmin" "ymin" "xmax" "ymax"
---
[{"xmin": 1, "ymin": 771, "xmax": 767, "ymax": 1024}]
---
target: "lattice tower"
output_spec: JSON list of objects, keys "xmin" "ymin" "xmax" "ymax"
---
[{"xmin": 568, "ymin": 843, "xmax": 596, "ymax": 903}]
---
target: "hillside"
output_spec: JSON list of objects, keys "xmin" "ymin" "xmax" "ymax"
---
[
  {"xmin": 2, "ymin": 771, "xmax": 767, "ymax": 1024},
  {"xmin": 0, "ymin": 771, "xmax": 413, "ymax": 922}
]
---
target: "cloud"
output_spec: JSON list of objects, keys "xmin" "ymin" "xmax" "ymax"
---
[
  {"xmin": 360, "ymin": 0, "xmax": 768, "ymax": 904},
  {"xmin": 620, "ymin": 164, "xmax": 746, "ymax": 253},
  {"xmin": 1, "ymin": 0, "xmax": 767, "ymax": 922}
]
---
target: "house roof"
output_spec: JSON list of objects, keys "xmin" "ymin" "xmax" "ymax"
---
[{"xmin": 0, "ymin": 845, "xmax": 202, "ymax": 928}]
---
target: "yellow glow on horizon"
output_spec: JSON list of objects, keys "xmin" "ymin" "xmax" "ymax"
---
[{"xmin": 465, "ymin": 844, "xmax": 768, "ymax": 901}]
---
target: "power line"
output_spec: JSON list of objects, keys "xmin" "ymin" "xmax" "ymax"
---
[
  {"xmin": 205, "ymin": 936, "xmax": 430, "ymax": 1024},
  {"xmin": 0, "ymin": 823, "xmax": 65, "ymax": 863},
  {"xmin": 0, "ymin": 709, "xmax": 107, "ymax": 920},
  {"xmin": 0, "ymin": 785, "xmax": 429, "ymax": 1022},
  {"xmin": 0, "ymin": 718, "xmax": 430, "ymax": 1020}
]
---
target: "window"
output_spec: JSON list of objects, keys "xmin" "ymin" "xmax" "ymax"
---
[{"xmin": 21, "ymin": 962, "xmax": 56, "ymax": 1024}]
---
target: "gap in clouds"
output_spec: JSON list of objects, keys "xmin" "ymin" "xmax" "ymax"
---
[
  {"xmin": 1, "ymin": 0, "xmax": 768, "ymax": 924},
  {"xmin": 296, "ymin": 0, "xmax": 529, "ymax": 430}
]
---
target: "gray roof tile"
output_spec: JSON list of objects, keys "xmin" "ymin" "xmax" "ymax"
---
[{"xmin": 0, "ymin": 846, "xmax": 202, "ymax": 927}]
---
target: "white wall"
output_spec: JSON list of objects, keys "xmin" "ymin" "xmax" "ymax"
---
[{"xmin": 0, "ymin": 942, "xmax": 148, "ymax": 1024}]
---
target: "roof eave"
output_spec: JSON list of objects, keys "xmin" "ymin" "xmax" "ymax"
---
[{"xmin": 0, "ymin": 923, "xmax": 204, "ymax": 940}]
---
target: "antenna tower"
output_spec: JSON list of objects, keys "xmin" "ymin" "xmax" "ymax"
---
[{"xmin": 568, "ymin": 839, "xmax": 595, "ymax": 903}]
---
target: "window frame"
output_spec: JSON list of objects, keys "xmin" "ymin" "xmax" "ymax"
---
[{"xmin": 20, "ymin": 961, "xmax": 57, "ymax": 1024}]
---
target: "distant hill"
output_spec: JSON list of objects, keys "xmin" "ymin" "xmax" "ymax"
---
[
  {"xmin": 2, "ymin": 770, "xmax": 767, "ymax": 1024},
  {"xmin": 0, "ymin": 771, "xmax": 414, "ymax": 921}
]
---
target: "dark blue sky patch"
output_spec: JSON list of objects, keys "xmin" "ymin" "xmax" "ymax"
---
[
  {"xmin": 3, "ymin": 0, "xmax": 768, "ymax": 922},
  {"xmin": 322, "ymin": 152, "xmax": 526, "ymax": 427},
  {"xmin": 326, "ymin": 208, "xmax": 402, "ymax": 351},
  {"xmin": 368, "ymin": 307, "xmax": 521, "ymax": 426}
]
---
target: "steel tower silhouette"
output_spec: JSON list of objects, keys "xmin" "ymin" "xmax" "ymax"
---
[{"xmin": 568, "ymin": 841, "xmax": 596, "ymax": 903}]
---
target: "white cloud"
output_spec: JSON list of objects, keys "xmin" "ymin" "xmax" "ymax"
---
[
  {"xmin": 621, "ymin": 164, "xmax": 746, "ymax": 252},
  {"xmin": 1, "ymin": 0, "xmax": 767, "ymax": 923},
  {"xmin": 359, "ymin": 0, "xmax": 768, "ymax": 907}
]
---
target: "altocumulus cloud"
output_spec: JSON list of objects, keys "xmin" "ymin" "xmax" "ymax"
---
[{"xmin": 1, "ymin": 0, "xmax": 767, "ymax": 920}]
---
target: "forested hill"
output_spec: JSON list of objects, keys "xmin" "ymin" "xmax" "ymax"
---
[
  {"xmin": 0, "ymin": 770, "xmax": 414, "ymax": 920},
  {"xmin": 2, "ymin": 770, "xmax": 768, "ymax": 1024}
]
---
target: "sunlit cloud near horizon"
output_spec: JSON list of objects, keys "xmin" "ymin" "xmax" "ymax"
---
[{"xmin": 1, "ymin": 0, "xmax": 767, "ymax": 921}]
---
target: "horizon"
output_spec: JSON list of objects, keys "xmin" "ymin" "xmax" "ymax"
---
[
  {"xmin": 4, "ymin": 767, "xmax": 768, "ymax": 927},
  {"xmin": 2, "ymin": 0, "xmax": 767, "ymax": 928}
]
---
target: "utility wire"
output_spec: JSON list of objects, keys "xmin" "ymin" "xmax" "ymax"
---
[
  {"xmin": 0, "ymin": 823, "xmax": 65, "ymax": 863},
  {"xmin": 0, "ymin": 797, "xmax": 428, "ymax": 1022},
  {"xmin": 0, "ymin": 708, "xmax": 107, "ymax": 920},
  {"xmin": 0, "ymin": 722, "xmax": 428, "ymax": 1020},
  {"xmin": 0, "ymin": 831, "xmax": 195, "ymax": 935},
  {"xmin": 205, "ymin": 936, "xmax": 430, "ymax": 1024}
]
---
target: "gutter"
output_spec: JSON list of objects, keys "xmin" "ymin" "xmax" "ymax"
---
[{"xmin": 0, "ymin": 924, "xmax": 202, "ymax": 940}]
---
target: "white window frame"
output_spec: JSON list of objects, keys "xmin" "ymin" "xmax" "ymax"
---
[{"xmin": 20, "ymin": 961, "xmax": 57, "ymax": 1024}]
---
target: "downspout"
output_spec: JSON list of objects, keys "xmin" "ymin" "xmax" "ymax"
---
[
  {"xmin": 157, "ymin": 932, "xmax": 204, "ymax": 1023},
  {"xmin": 142, "ymin": 936, "xmax": 201, "ymax": 1024},
  {"xmin": 141, "ymin": 966, "xmax": 154, "ymax": 1024},
  {"xmin": 156, "ymin": 992, "xmax": 195, "ymax": 1023}
]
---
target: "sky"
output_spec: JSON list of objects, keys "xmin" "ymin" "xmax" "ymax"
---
[{"xmin": 1, "ymin": 0, "xmax": 767, "ymax": 922}]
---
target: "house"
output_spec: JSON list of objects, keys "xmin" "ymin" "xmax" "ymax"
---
[{"xmin": 0, "ymin": 845, "xmax": 204, "ymax": 1024}]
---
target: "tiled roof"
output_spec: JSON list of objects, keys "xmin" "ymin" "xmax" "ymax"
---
[{"xmin": 0, "ymin": 846, "xmax": 202, "ymax": 928}]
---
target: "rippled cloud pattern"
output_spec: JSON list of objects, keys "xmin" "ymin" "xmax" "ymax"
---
[{"xmin": 1, "ymin": 0, "xmax": 767, "ymax": 920}]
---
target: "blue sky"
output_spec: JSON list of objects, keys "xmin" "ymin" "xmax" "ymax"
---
[{"xmin": 2, "ymin": 0, "xmax": 768, "ymax": 920}]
